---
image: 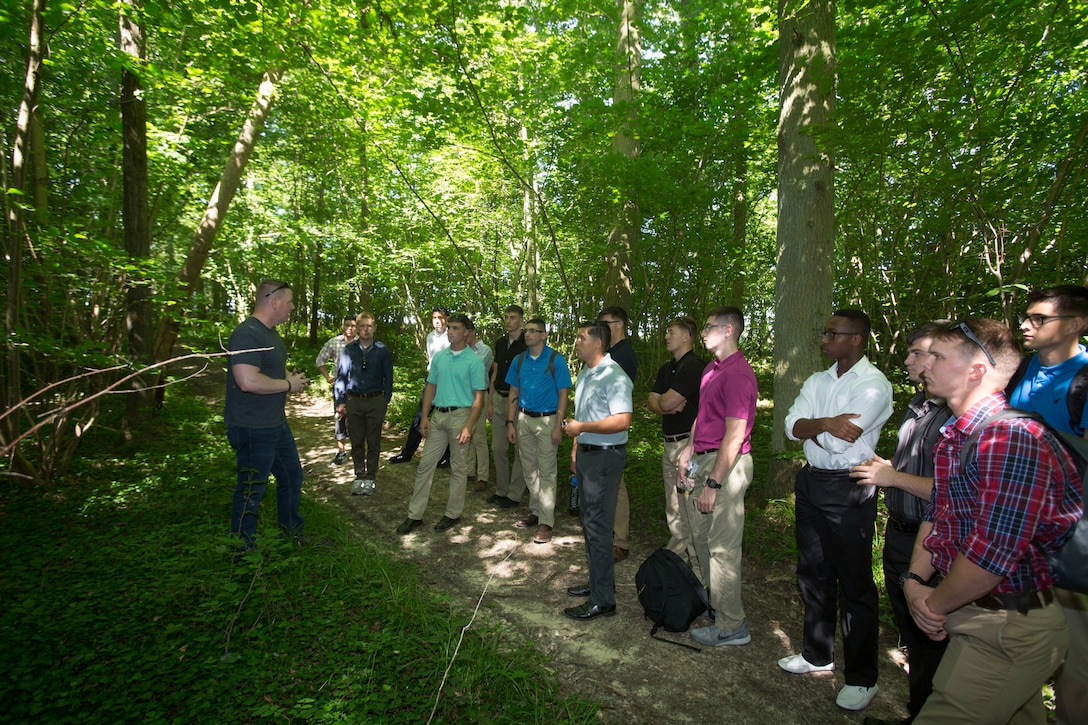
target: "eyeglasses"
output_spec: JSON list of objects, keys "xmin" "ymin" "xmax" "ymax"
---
[
  {"xmin": 264, "ymin": 283, "xmax": 291, "ymax": 298},
  {"xmin": 599, "ymin": 319, "xmax": 622, "ymax": 326},
  {"xmin": 956, "ymin": 321, "xmax": 996, "ymax": 367},
  {"xmin": 820, "ymin": 330, "xmax": 859, "ymax": 339},
  {"xmin": 1018, "ymin": 313, "xmax": 1075, "ymax": 329},
  {"xmin": 702, "ymin": 324, "xmax": 726, "ymax": 333},
  {"xmin": 525, "ymin": 328, "xmax": 546, "ymax": 334}
]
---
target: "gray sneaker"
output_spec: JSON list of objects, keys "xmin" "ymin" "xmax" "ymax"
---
[
  {"xmin": 351, "ymin": 479, "xmax": 367, "ymax": 496},
  {"xmin": 691, "ymin": 619, "xmax": 751, "ymax": 647},
  {"xmin": 362, "ymin": 479, "xmax": 376, "ymax": 495}
]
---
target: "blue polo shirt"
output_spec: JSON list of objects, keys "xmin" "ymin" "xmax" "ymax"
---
[
  {"xmin": 1007, "ymin": 346, "xmax": 1088, "ymax": 435},
  {"xmin": 428, "ymin": 346, "xmax": 487, "ymax": 408},
  {"xmin": 504, "ymin": 345, "xmax": 573, "ymax": 413},
  {"xmin": 573, "ymin": 353, "xmax": 633, "ymax": 446}
]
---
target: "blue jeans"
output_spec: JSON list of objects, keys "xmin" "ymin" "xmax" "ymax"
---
[{"xmin": 228, "ymin": 423, "xmax": 304, "ymax": 545}]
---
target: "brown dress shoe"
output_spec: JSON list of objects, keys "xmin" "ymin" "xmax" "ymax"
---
[
  {"xmin": 515, "ymin": 514, "xmax": 539, "ymax": 529},
  {"xmin": 533, "ymin": 524, "xmax": 553, "ymax": 544},
  {"xmin": 473, "ymin": 478, "xmax": 488, "ymax": 492},
  {"xmin": 613, "ymin": 546, "xmax": 629, "ymax": 562}
]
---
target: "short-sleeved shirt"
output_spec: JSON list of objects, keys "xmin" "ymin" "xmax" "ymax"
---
[
  {"xmin": 470, "ymin": 340, "xmax": 494, "ymax": 373},
  {"xmin": 574, "ymin": 353, "xmax": 633, "ymax": 446},
  {"xmin": 651, "ymin": 350, "xmax": 706, "ymax": 436},
  {"xmin": 885, "ymin": 392, "xmax": 952, "ymax": 525},
  {"xmin": 784, "ymin": 356, "xmax": 893, "ymax": 470},
  {"xmin": 608, "ymin": 338, "xmax": 638, "ymax": 382},
  {"xmin": 225, "ymin": 316, "xmax": 286, "ymax": 429},
  {"xmin": 923, "ymin": 393, "xmax": 1082, "ymax": 594},
  {"xmin": 1007, "ymin": 347, "xmax": 1088, "ymax": 435},
  {"xmin": 334, "ymin": 340, "xmax": 394, "ymax": 405},
  {"xmin": 493, "ymin": 332, "xmax": 527, "ymax": 393},
  {"xmin": 505, "ymin": 345, "xmax": 573, "ymax": 413},
  {"xmin": 315, "ymin": 333, "xmax": 350, "ymax": 369},
  {"xmin": 691, "ymin": 351, "xmax": 757, "ymax": 454},
  {"xmin": 425, "ymin": 329, "xmax": 450, "ymax": 370},
  {"xmin": 428, "ymin": 346, "xmax": 488, "ymax": 408}
]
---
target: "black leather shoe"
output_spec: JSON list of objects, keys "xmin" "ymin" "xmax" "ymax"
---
[
  {"xmin": 486, "ymin": 494, "xmax": 502, "ymax": 503},
  {"xmin": 433, "ymin": 515, "xmax": 460, "ymax": 532},
  {"xmin": 863, "ymin": 718, "xmax": 911, "ymax": 725},
  {"xmin": 567, "ymin": 583, "xmax": 591, "ymax": 597},
  {"xmin": 395, "ymin": 518, "xmax": 423, "ymax": 535},
  {"xmin": 563, "ymin": 602, "xmax": 616, "ymax": 620},
  {"xmin": 496, "ymin": 496, "xmax": 519, "ymax": 509},
  {"xmin": 389, "ymin": 453, "xmax": 412, "ymax": 464}
]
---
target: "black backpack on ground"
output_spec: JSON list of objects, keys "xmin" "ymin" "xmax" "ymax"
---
[
  {"xmin": 958, "ymin": 408, "xmax": 1088, "ymax": 594},
  {"xmin": 635, "ymin": 548, "xmax": 710, "ymax": 650}
]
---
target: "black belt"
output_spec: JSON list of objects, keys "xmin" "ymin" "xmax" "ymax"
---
[
  {"xmin": 434, "ymin": 405, "xmax": 466, "ymax": 413},
  {"xmin": 889, "ymin": 518, "xmax": 920, "ymax": 535},
  {"xmin": 519, "ymin": 408, "xmax": 557, "ymax": 418},
  {"xmin": 809, "ymin": 465, "xmax": 852, "ymax": 475},
  {"xmin": 664, "ymin": 432, "xmax": 690, "ymax": 443},
  {"xmin": 974, "ymin": 589, "xmax": 1053, "ymax": 613},
  {"xmin": 579, "ymin": 443, "xmax": 627, "ymax": 452},
  {"xmin": 694, "ymin": 447, "xmax": 718, "ymax": 455},
  {"xmin": 494, "ymin": 390, "xmax": 510, "ymax": 397},
  {"xmin": 347, "ymin": 390, "xmax": 383, "ymax": 399}
]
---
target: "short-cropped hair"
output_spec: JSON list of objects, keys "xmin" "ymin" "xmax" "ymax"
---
[
  {"xmin": 598, "ymin": 306, "xmax": 629, "ymax": 326},
  {"xmin": 832, "ymin": 309, "xmax": 872, "ymax": 338},
  {"xmin": 504, "ymin": 304, "xmax": 525, "ymax": 316},
  {"xmin": 934, "ymin": 318, "xmax": 1021, "ymax": 382},
  {"xmin": 1026, "ymin": 285, "xmax": 1088, "ymax": 317},
  {"xmin": 667, "ymin": 316, "xmax": 698, "ymax": 339},
  {"xmin": 447, "ymin": 313, "xmax": 472, "ymax": 328},
  {"xmin": 707, "ymin": 306, "xmax": 744, "ymax": 338},
  {"xmin": 906, "ymin": 320, "xmax": 951, "ymax": 347},
  {"xmin": 581, "ymin": 320, "xmax": 611, "ymax": 350}
]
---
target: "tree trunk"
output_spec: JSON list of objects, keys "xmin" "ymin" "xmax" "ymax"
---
[
  {"xmin": 768, "ymin": 0, "xmax": 837, "ymax": 498},
  {"xmin": 120, "ymin": 0, "xmax": 154, "ymax": 432},
  {"xmin": 603, "ymin": 0, "xmax": 641, "ymax": 313},
  {"xmin": 151, "ymin": 68, "xmax": 283, "ymax": 395},
  {"xmin": 2, "ymin": 0, "xmax": 46, "ymax": 481}
]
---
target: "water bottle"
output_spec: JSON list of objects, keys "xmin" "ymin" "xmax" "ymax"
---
[{"xmin": 569, "ymin": 475, "xmax": 580, "ymax": 514}]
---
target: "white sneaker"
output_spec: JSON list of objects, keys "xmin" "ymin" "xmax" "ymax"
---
[
  {"xmin": 777, "ymin": 653, "xmax": 834, "ymax": 674},
  {"xmin": 351, "ymin": 479, "xmax": 367, "ymax": 496},
  {"xmin": 836, "ymin": 684, "xmax": 878, "ymax": 711}
]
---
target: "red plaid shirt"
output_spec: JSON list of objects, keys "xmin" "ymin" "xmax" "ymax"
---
[{"xmin": 923, "ymin": 393, "xmax": 1082, "ymax": 594}]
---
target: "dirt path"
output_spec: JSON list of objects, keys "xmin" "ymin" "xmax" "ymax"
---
[{"xmin": 278, "ymin": 388, "xmax": 910, "ymax": 724}]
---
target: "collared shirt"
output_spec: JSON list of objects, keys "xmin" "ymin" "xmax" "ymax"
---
[
  {"xmin": 574, "ymin": 353, "xmax": 633, "ymax": 446},
  {"xmin": 691, "ymin": 350, "xmax": 757, "ymax": 454},
  {"xmin": 428, "ymin": 346, "xmax": 487, "ymax": 408},
  {"xmin": 923, "ymin": 393, "xmax": 1082, "ymax": 594},
  {"xmin": 885, "ymin": 392, "xmax": 953, "ymax": 525},
  {"xmin": 493, "ymin": 332, "xmax": 527, "ymax": 393},
  {"xmin": 470, "ymin": 340, "xmax": 494, "ymax": 373},
  {"xmin": 315, "ymin": 333, "xmax": 351, "ymax": 369},
  {"xmin": 333, "ymin": 340, "xmax": 394, "ymax": 405},
  {"xmin": 1007, "ymin": 346, "xmax": 1088, "ymax": 435},
  {"xmin": 425, "ymin": 329, "xmax": 450, "ymax": 370},
  {"xmin": 785, "ymin": 355, "xmax": 893, "ymax": 469},
  {"xmin": 608, "ymin": 338, "xmax": 638, "ymax": 382},
  {"xmin": 505, "ymin": 345, "xmax": 573, "ymax": 412},
  {"xmin": 651, "ymin": 350, "xmax": 707, "ymax": 436},
  {"xmin": 225, "ymin": 316, "xmax": 287, "ymax": 429}
]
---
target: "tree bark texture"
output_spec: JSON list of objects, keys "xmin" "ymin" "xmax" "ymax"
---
[{"xmin": 769, "ymin": 0, "xmax": 837, "ymax": 497}]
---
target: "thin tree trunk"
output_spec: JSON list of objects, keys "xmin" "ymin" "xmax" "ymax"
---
[
  {"xmin": 151, "ymin": 68, "xmax": 283, "ymax": 389},
  {"xmin": 120, "ymin": 0, "xmax": 154, "ymax": 432},
  {"xmin": 603, "ymin": 0, "xmax": 641, "ymax": 312},
  {"xmin": 768, "ymin": 0, "xmax": 837, "ymax": 498},
  {"xmin": 2, "ymin": 0, "xmax": 46, "ymax": 482}
]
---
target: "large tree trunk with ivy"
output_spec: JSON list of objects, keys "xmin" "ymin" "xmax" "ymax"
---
[
  {"xmin": 768, "ymin": 0, "xmax": 837, "ymax": 498},
  {"xmin": 120, "ymin": 0, "xmax": 154, "ymax": 434},
  {"xmin": 603, "ymin": 0, "xmax": 640, "ymax": 313},
  {"xmin": 151, "ymin": 68, "xmax": 283, "ymax": 401}
]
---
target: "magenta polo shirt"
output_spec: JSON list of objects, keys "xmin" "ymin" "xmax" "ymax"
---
[{"xmin": 691, "ymin": 350, "xmax": 757, "ymax": 455}]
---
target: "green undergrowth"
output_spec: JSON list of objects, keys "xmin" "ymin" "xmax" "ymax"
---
[{"xmin": 0, "ymin": 392, "xmax": 596, "ymax": 724}]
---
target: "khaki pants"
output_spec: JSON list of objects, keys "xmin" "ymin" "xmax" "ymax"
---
[
  {"xmin": 915, "ymin": 601, "xmax": 1067, "ymax": 725},
  {"xmin": 407, "ymin": 408, "xmax": 471, "ymax": 520},
  {"xmin": 464, "ymin": 409, "xmax": 489, "ymax": 481},
  {"xmin": 491, "ymin": 396, "xmax": 525, "ymax": 501},
  {"xmin": 1055, "ymin": 588, "xmax": 1088, "ymax": 725},
  {"xmin": 516, "ymin": 414, "xmax": 559, "ymax": 527},
  {"xmin": 688, "ymin": 450, "xmax": 753, "ymax": 632},
  {"xmin": 662, "ymin": 437, "xmax": 698, "ymax": 567}
]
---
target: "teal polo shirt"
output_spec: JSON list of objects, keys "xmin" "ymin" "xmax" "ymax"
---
[{"xmin": 428, "ymin": 346, "xmax": 487, "ymax": 408}]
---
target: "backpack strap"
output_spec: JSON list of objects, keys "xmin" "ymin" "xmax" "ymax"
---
[
  {"xmin": 958, "ymin": 409, "xmax": 1039, "ymax": 471},
  {"xmin": 1004, "ymin": 356, "xmax": 1033, "ymax": 399}
]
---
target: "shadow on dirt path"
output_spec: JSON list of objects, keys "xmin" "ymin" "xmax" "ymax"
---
[{"xmin": 210, "ymin": 372, "xmax": 912, "ymax": 724}]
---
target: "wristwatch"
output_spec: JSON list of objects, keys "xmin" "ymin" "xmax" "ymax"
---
[
  {"xmin": 705, "ymin": 478, "xmax": 722, "ymax": 489},
  {"xmin": 899, "ymin": 571, "xmax": 928, "ymax": 588}
]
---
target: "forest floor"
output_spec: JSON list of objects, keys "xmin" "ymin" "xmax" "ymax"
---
[{"xmin": 235, "ymin": 383, "xmax": 913, "ymax": 724}]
